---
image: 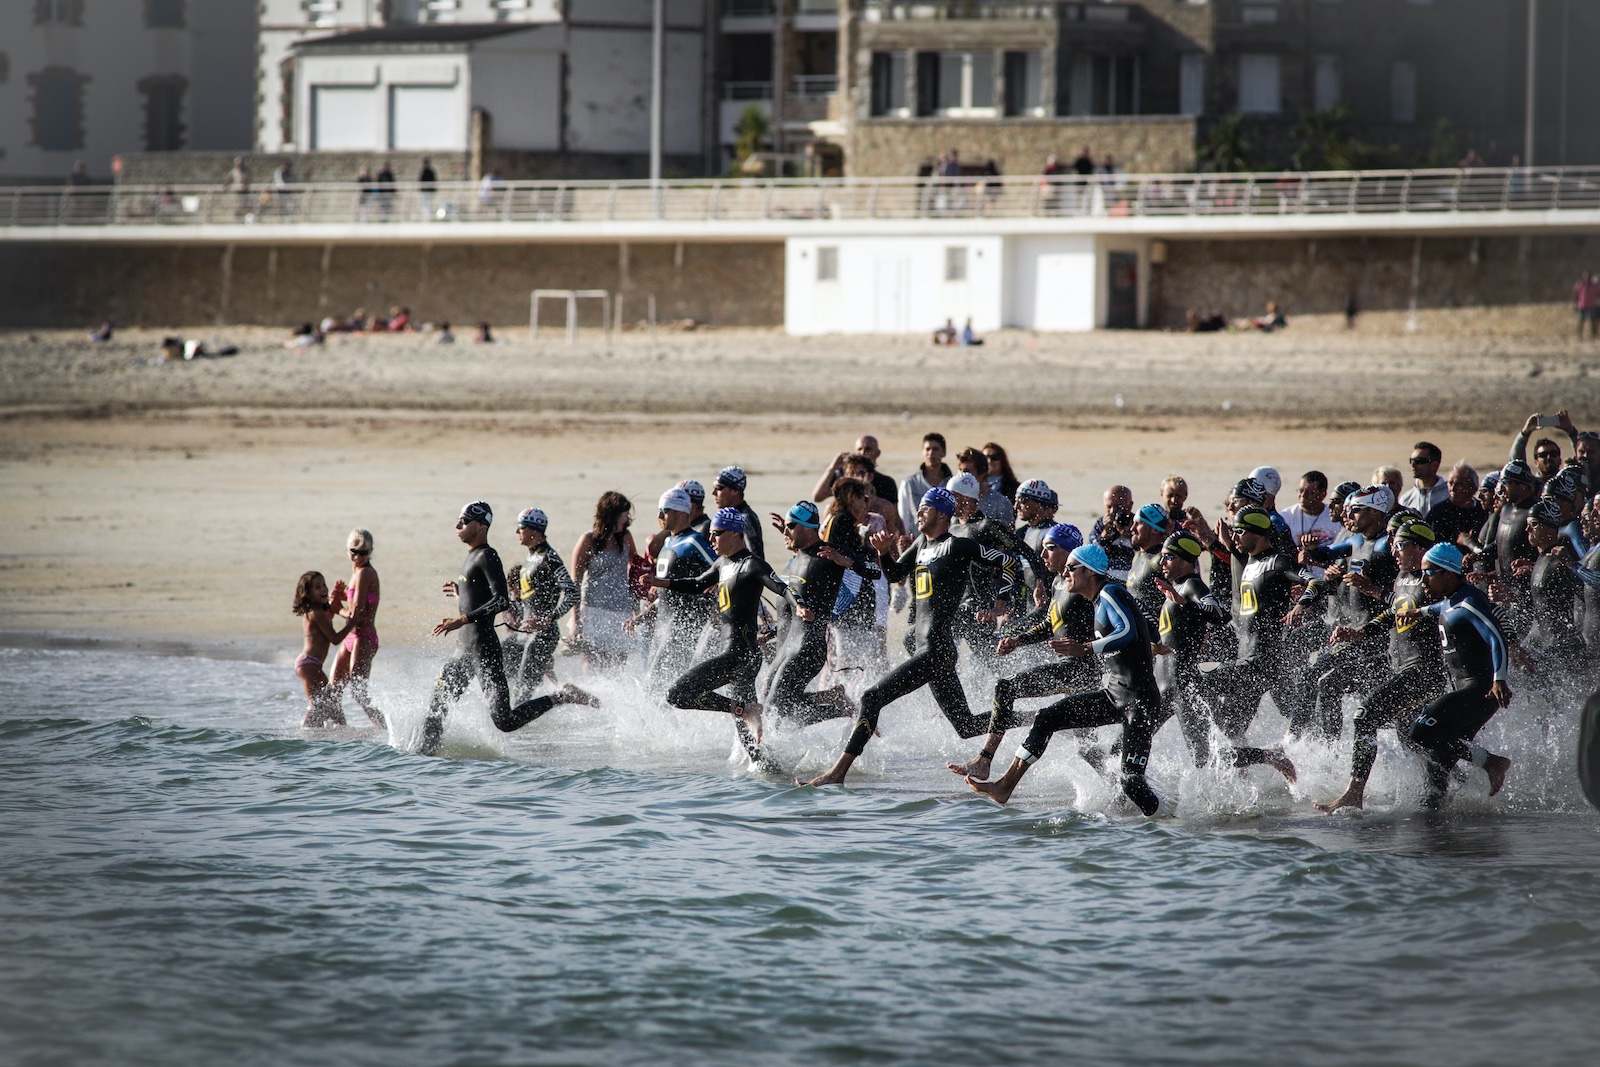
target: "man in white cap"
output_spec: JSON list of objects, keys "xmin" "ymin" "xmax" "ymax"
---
[
  {"xmin": 948, "ymin": 470, "xmax": 1043, "ymax": 669},
  {"xmin": 632, "ymin": 487, "xmax": 718, "ymax": 684},
  {"xmin": 1249, "ymin": 466, "xmax": 1282, "ymax": 512}
]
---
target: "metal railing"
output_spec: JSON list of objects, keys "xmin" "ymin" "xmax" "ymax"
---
[{"xmin": 4, "ymin": 167, "xmax": 1598, "ymax": 230}]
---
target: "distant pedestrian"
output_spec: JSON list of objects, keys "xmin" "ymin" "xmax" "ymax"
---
[
  {"xmin": 1574, "ymin": 271, "xmax": 1599, "ymax": 341},
  {"xmin": 227, "ymin": 155, "xmax": 251, "ymax": 218},
  {"xmin": 418, "ymin": 156, "xmax": 437, "ymax": 220},
  {"xmin": 1072, "ymin": 145, "xmax": 1095, "ymax": 176},
  {"xmin": 355, "ymin": 165, "xmax": 375, "ymax": 222},
  {"xmin": 376, "ymin": 161, "xmax": 396, "ymax": 221}
]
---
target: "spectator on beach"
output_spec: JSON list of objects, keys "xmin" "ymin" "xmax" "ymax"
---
[
  {"xmin": 418, "ymin": 157, "xmax": 438, "ymax": 220},
  {"xmin": 933, "ymin": 318, "xmax": 957, "ymax": 345},
  {"xmin": 571, "ymin": 491, "xmax": 638, "ymax": 671},
  {"xmin": 475, "ymin": 322, "xmax": 496, "ymax": 344},
  {"xmin": 1459, "ymin": 148, "xmax": 1486, "ymax": 169},
  {"xmin": 1429, "ymin": 462, "xmax": 1489, "ymax": 547},
  {"xmin": 959, "ymin": 318, "xmax": 983, "ymax": 347},
  {"xmin": 813, "ymin": 435, "xmax": 899, "ymax": 507},
  {"xmin": 384, "ymin": 306, "xmax": 412, "ymax": 332},
  {"xmin": 982, "ymin": 442, "xmax": 1021, "ymax": 502},
  {"xmin": 1186, "ymin": 309, "xmax": 1226, "ymax": 333},
  {"xmin": 1399, "ymin": 441, "xmax": 1449, "ymax": 519},
  {"xmin": 1372, "ymin": 465, "xmax": 1405, "ymax": 503},
  {"xmin": 285, "ymin": 322, "xmax": 324, "ymax": 349},
  {"xmin": 1574, "ymin": 271, "xmax": 1598, "ymax": 340},
  {"xmin": 437, "ymin": 322, "xmax": 455, "ymax": 344},
  {"xmin": 1249, "ymin": 301, "xmax": 1288, "ymax": 332},
  {"xmin": 898, "ymin": 431, "xmax": 952, "ymax": 537},
  {"xmin": 89, "ymin": 322, "xmax": 113, "ymax": 343}
]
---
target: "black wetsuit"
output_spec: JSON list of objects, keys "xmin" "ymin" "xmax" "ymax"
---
[
  {"xmin": 987, "ymin": 577, "xmax": 1098, "ymax": 737},
  {"xmin": 765, "ymin": 542, "xmax": 852, "ymax": 726},
  {"xmin": 1155, "ymin": 572, "xmax": 1232, "ymax": 762},
  {"xmin": 1582, "ymin": 544, "xmax": 1600, "ymax": 655},
  {"xmin": 1017, "ymin": 581, "xmax": 1164, "ymax": 815},
  {"xmin": 820, "ymin": 511, "xmax": 880, "ymax": 637},
  {"xmin": 1428, "ymin": 500, "xmax": 1488, "ymax": 549},
  {"xmin": 950, "ymin": 510, "xmax": 1033, "ymax": 668},
  {"xmin": 423, "ymin": 543, "xmax": 569, "ymax": 754},
  {"xmin": 1404, "ymin": 582, "xmax": 1510, "ymax": 802},
  {"xmin": 738, "ymin": 502, "xmax": 764, "ymax": 561},
  {"xmin": 646, "ymin": 528, "xmax": 717, "ymax": 681},
  {"xmin": 503, "ymin": 544, "xmax": 579, "ymax": 701},
  {"xmin": 846, "ymin": 532, "xmax": 1014, "ymax": 756},
  {"xmin": 1478, "ymin": 499, "xmax": 1536, "ymax": 592},
  {"xmin": 1343, "ymin": 570, "xmax": 1447, "ymax": 785},
  {"xmin": 1126, "ymin": 546, "xmax": 1165, "ymax": 625},
  {"xmin": 665, "ymin": 549, "xmax": 787, "ymax": 747},
  {"xmin": 1199, "ymin": 548, "xmax": 1299, "ymax": 768},
  {"xmin": 1291, "ymin": 535, "xmax": 1398, "ymax": 739},
  {"xmin": 1527, "ymin": 551, "xmax": 1589, "ymax": 685}
]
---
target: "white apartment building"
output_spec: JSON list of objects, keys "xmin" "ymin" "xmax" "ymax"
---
[
  {"xmin": 258, "ymin": 0, "xmax": 585, "ymax": 153},
  {"xmin": 284, "ymin": 2, "xmax": 709, "ymax": 159},
  {"xmin": 0, "ymin": 0, "xmax": 254, "ymax": 182}
]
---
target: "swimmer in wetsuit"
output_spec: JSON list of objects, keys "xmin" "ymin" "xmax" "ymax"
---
[
  {"xmin": 502, "ymin": 507, "xmax": 580, "ymax": 702},
  {"xmin": 799, "ymin": 487, "xmax": 1017, "ymax": 787},
  {"xmin": 1149, "ymin": 531, "xmax": 1233, "ymax": 764},
  {"xmin": 633, "ymin": 488, "xmax": 718, "ymax": 685},
  {"xmin": 1395, "ymin": 544, "xmax": 1514, "ymax": 807},
  {"xmin": 966, "ymin": 544, "xmax": 1166, "ymax": 815},
  {"xmin": 1316, "ymin": 520, "xmax": 1449, "ymax": 813},
  {"xmin": 420, "ymin": 501, "xmax": 598, "ymax": 756},
  {"xmin": 946, "ymin": 523, "xmax": 1097, "ymax": 782},
  {"xmin": 762, "ymin": 500, "xmax": 862, "ymax": 725},
  {"xmin": 647, "ymin": 507, "xmax": 788, "ymax": 757}
]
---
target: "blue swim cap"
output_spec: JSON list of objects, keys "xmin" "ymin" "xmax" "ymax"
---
[
  {"xmin": 1067, "ymin": 544, "xmax": 1110, "ymax": 576},
  {"xmin": 920, "ymin": 487, "xmax": 957, "ymax": 517},
  {"xmin": 1042, "ymin": 523, "xmax": 1083, "ymax": 552},
  {"xmin": 787, "ymin": 500, "xmax": 821, "ymax": 529},
  {"xmin": 1136, "ymin": 503, "xmax": 1168, "ymax": 531},
  {"xmin": 1422, "ymin": 543, "xmax": 1465, "ymax": 574},
  {"xmin": 710, "ymin": 507, "xmax": 745, "ymax": 532}
]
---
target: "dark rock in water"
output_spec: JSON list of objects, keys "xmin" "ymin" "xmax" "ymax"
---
[{"xmin": 1580, "ymin": 687, "xmax": 1600, "ymax": 812}]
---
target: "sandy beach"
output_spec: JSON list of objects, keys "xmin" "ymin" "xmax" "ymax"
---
[{"xmin": 2, "ymin": 325, "xmax": 1596, "ymax": 659}]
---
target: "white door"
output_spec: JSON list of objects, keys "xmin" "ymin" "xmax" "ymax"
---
[
  {"xmin": 1033, "ymin": 252, "xmax": 1095, "ymax": 332},
  {"xmin": 872, "ymin": 259, "xmax": 908, "ymax": 333},
  {"xmin": 390, "ymin": 86, "xmax": 465, "ymax": 150},
  {"xmin": 312, "ymin": 86, "xmax": 379, "ymax": 150}
]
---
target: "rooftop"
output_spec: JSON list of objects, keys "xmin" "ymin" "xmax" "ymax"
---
[{"xmin": 293, "ymin": 23, "xmax": 537, "ymax": 50}]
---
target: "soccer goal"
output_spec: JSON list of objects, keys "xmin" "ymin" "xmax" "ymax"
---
[
  {"xmin": 530, "ymin": 289, "xmax": 611, "ymax": 344},
  {"xmin": 612, "ymin": 290, "xmax": 657, "ymax": 343}
]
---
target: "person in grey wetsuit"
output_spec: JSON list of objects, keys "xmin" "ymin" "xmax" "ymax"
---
[
  {"xmin": 502, "ymin": 507, "xmax": 579, "ymax": 702},
  {"xmin": 421, "ymin": 501, "xmax": 596, "ymax": 756}
]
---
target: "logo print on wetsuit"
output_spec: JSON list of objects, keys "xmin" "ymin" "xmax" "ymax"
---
[
  {"xmin": 717, "ymin": 584, "xmax": 732, "ymax": 614},
  {"xmin": 914, "ymin": 567, "xmax": 934, "ymax": 600},
  {"xmin": 1158, "ymin": 607, "xmax": 1175, "ymax": 639},
  {"xmin": 1239, "ymin": 584, "xmax": 1259, "ymax": 616},
  {"xmin": 1395, "ymin": 595, "xmax": 1418, "ymax": 632}
]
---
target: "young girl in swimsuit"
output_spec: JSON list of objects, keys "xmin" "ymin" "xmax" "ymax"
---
[
  {"xmin": 293, "ymin": 571, "xmax": 352, "ymax": 727},
  {"xmin": 329, "ymin": 527, "xmax": 386, "ymax": 728}
]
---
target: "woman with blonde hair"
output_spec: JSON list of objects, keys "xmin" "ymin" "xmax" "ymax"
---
[
  {"xmin": 571, "ymin": 492, "xmax": 638, "ymax": 671},
  {"xmin": 329, "ymin": 527, "xmax": 386, "ymax": 728},
  {"xmin": 292, "ymin": 571, "xmax": 352, "ymax": 727}
]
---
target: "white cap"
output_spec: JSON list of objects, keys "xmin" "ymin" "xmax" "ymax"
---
[
  {"xmin": 948, "ymin": 472, "xmax": 982, "ymax": 499},
  {"xmin": 1348, "ymin": 485, "xmax": 1396, "ymax": 515},
  {"xmin": 658, "ymin": 488, "xmax": 692, "ymax": 513},
  {"xmin": 1249, "ymin": 466, "xmax": 1282, "ymax": 496}
]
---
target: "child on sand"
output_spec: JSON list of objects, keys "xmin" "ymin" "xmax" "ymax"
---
[{"xmin": 292, "ymin": 570, "xmax": 352, "ymax": 727}]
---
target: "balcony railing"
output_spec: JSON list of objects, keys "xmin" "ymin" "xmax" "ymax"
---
[
  {"xmin": 790, "ymin": 74, "xmax": 838, "ymax": 97},
  {"xmin": 3, "ymin": 168, "xmax": 1596, "ymax": 229},
  {"xmin": 724, "ymin": 80, "xmax": 774, "ymax": 100}
]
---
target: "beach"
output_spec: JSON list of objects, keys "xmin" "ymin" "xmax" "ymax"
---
[{"xmin": 3, "ymin": 324, "xmax": 1596, "ymax": 657}]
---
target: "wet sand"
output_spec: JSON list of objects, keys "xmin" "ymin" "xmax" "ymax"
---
[{"xmin": 1, "ymin": 326, "xmax": 1594, "ymax": 659}]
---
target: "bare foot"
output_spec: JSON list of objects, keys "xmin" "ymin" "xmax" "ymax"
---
[
  {"xmin": 967, "ymin": 775, "xmax": 1014, "ymax": 805},
  {"xmin": 1265, "ymin": 748, "xmax": 1297, "ymax": 784},
  {"xmin": 798, "ymin": 752, "xmax": 853, "ymax": 786},
  {"xmin": 946, "ymin": 753, "xmax": 993, "ymax": 780},
  {"xmin": 735, "ymin": 701, "xmax": 763, "ymax": 745},
  {"xmin": 558, "ymin": 683, "xmax": 600, "ymax": 708},
  {"xmin": 1314, "ymin": 782, "xmax": 1365, "ymax": 814},
  {"xmin": 1484, "ymin": 753, "xmax": 1512, "ymax": 796}
]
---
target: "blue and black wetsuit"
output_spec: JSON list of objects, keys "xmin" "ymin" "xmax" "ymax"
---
[
  {"xmin": 423, "ymin": 543, "xmax": 570, "ymax": 754},
  {"xmin": 1015, "ymin": 580, "xmax": 1164, "ymax": 815},
  {"xmin": 647, "ymin": 528, "xmax": 717, "ymax": 681},
  {"xmin": 1404, "ymin": 582, "xmax": 1511, "ymax": 802},
  {"xmin": 846, "ymin": 532, "xmax": 1015, "ymax": 756},
  {"xmin": 504, "ymin": 544, "xmax": 579, "ymax": 701}
]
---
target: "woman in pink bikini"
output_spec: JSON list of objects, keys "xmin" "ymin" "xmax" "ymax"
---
[
  {"xmin": 329, "ymin": 527, "xmax": 386, "ymax": 728},
  {"xmin": 293, "ymin": 571, "xmax": 353, "ymax": 727}
]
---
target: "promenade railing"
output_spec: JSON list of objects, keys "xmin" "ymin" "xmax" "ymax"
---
[{"xmin": 5, "ymin": 167, "xmax": 1598, "ymax": 230}]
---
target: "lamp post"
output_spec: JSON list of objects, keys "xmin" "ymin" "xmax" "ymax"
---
[{"xmin": 650, "ymin": 0, "xmax": 664, "ymax": 184}]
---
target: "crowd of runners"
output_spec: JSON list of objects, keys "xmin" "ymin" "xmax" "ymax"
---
[{"xmin": 293, "ymin": 411, "xmax": 1600, "ymax": 814}]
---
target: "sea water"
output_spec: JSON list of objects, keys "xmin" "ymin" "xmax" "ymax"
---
[{"xmin": 2, "ymin": 644, "xmax": 1599, "ymax": 1066}]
